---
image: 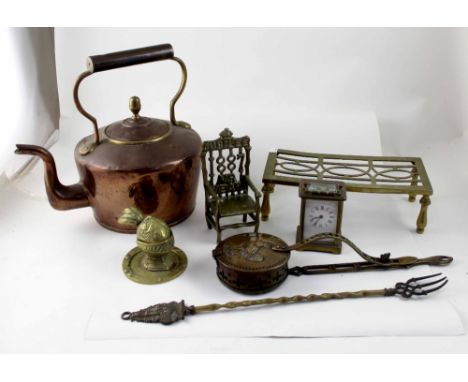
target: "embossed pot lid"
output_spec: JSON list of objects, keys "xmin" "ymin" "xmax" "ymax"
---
[
  {"xmin": 103, "ymin": 96, "xmax": 172, "ymax": 144},
  {"xmin": 212, "ymin": 232, "xmax": 292, "ymax": 294},
  {"xmin": 213, "ymin": 233, "xmax": 290, "ymax": 273}
]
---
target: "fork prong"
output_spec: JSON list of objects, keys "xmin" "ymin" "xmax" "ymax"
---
[
  {"xmin": 413, "ymin": 278, "xmax": 448, "ymax": 296},
  {"xmin": 422, "ymin": 279, "xmax": 449, "ymax": 295},
  {"xmin": 407, "ymin": 272, "xmax": 442, "ymax": 284},
  {"xmin": 416, "ymin": 276, "xmax": 447, "ymax": 289}
]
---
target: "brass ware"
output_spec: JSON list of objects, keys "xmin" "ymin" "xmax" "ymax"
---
[
  {"xmin": 278, "ymin": 232, "xmax": 452, "ymax": 275},
  {"xmin": 15, "ymin": 44, "xmax": 201, "ymax": 233},
  {"xmin": 261, "ymin": 149, "xmax": 433, "ymax": 233},
  {"xmin": 201, "ymin": 128, "xmax": 261, "ymax": 243},
  {"xmin": 119, "ymin": 207, "xmax": 187, "ymax": 284},
  {"xmin": 212, "ymin": 232, "xmax": 452, "ymax": 294},
  {"xmin": 121, "ymin": 273, "xmax": 448, "ymax": 325},
  {"xmin": 297, "ymin": 180, "xmax": 346, "ymax": 253},
  {"xmin": 213, "ymin": 233, "xmax": 289, "ymax": 294}
]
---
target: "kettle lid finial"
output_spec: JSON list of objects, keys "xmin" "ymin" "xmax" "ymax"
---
[{"xmin": 129, "ymin": 96, "xmax": 141, "ymax": 119}]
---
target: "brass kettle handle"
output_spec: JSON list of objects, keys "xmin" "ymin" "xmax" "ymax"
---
[{"xmin": 73, "ymin": 44, "xmax": 189, "ymax": 147}]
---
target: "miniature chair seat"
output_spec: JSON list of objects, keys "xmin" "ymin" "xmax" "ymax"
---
[
  {"xmin": 209, "ymin": 193, "xmax": 258, "ymax": 218},
  {"xmin": 201, "ymin": 129, "xmax": 261, "ymax": 242}
]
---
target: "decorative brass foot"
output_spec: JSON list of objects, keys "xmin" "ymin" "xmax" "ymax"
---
[
  {"xmin": 261, "ymin": 182, "xmax": 275, "ymax": 221},
  {"xmin": 416, "ymin": 195, "xmax": 431, "ymax": 234},
  {"xmin": 123, "ymin": 247, "xmax": 187, "ymax": 285}
]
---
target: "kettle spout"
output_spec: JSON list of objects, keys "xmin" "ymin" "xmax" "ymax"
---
[{"xmin": 15, "ymin": 144, "xmax": 90, "ymax": 210}]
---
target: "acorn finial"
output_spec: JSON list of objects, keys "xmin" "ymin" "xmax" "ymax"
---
[{"xmin": 129, "ymin": 96, "xmax": 141, "ymax": 119}]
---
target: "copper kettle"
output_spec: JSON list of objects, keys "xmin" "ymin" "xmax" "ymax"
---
[{"xmin": 16, "ymin": 44, "xmax": 202, "ymax": 233}]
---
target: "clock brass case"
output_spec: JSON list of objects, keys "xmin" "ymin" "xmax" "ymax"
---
[
  {"xmin": 297, "ymin": 180, "xmax": 346, "ymax": 254},
  {"xmin": 119, "ymin": 208, "xmax": 187, "ymax": 284}
]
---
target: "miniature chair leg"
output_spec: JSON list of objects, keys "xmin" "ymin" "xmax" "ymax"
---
[
  {"xmin": 261, "ymin": 182, "xmax": 275, "ymax": 221},
  {"xmin": 416, "ymin": 195, "xmax": 431, "ymax": 234},
  {"xmin": 215, "ymin": 216, "xmax": 222, "ymax": 243},
  {"xmin": 205, "ymin": 215, "xmax": 212, "ymax": 229}
]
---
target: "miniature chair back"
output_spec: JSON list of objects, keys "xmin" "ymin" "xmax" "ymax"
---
[
  {"xmin": 201, "ymin": 128, "xmax": 260, "ymax": 242},
  {"xmin": 201, "ymin": 128, "xmax": 251, "ymax": 198}
]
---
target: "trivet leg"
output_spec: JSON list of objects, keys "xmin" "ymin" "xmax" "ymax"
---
[
  {"xmin": 416, "ymin": 195, "xmax": 431, "ymax": 234},
  {"xmin": 261, "ymin": 182, "xmax": 275, "ymax": 221},
  {"xmin": 408, "ymin": 167, "xmax": 418, "ymax": 202}
]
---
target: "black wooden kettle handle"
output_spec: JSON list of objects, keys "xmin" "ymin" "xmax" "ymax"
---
[{"xmin": 86, "ymin": 44, "xmax": 174, "ymax": 73}]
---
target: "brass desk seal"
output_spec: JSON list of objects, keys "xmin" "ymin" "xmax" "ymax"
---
[{"xmin": 119, "ymin": 207, "xmax": 187, "ymax": 284}]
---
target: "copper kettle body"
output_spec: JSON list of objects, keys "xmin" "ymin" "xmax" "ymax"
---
[{"xmin": 16, "ymin": 44, "xmax": 202, "ymax": 233}]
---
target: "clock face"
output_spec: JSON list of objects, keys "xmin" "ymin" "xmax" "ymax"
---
[{"xmin": 303, "ymin": 199, "xmax": 338, "ymax": 239}]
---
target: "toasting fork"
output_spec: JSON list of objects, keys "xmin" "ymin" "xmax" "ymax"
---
[{"xmin": 121, "ymin": 273, "xmax": 448, "ymax": 325}]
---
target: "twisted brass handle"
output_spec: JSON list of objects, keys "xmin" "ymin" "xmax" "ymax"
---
[{"xmin": 121, "ymin": 273, "xmax": 448, "ymax": 325}]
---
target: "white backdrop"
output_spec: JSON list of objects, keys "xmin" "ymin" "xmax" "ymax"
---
[
  {"xmin": 3, "ymin": 28, "xmax": 468, "ymax": 352},
  {"xmin": 55, "ymin": 28, "xmax": 468, "ymax": 157},
  {"xmin": 0, "ymin": 27, "xmax": 59, "ymax": 181}
]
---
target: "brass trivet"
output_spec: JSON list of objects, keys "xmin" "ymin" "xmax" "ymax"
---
[{"xmin": 261, "ymin": 149, "xmax": 433, "ymax": 233}]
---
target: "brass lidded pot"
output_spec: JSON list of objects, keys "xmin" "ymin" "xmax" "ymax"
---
[{"xmin": 16, "ymin": 44, "xmax": 202, "ymax": 232}]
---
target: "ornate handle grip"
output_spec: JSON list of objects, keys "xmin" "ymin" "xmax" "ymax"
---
[
  {"xmin": 86, "ymin": 44, "xmax": 174, "ymax": 73},
  {"xmin": 73, "ymin": 44, "xmax": 188, "ymax": 150}
]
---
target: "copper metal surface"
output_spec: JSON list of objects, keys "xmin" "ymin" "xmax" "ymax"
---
[{"xmin": 15, "ymin": 44, "xmax": 201, "ymax": 233}]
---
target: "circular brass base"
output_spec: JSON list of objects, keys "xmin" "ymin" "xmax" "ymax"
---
[{"xmin": 122, "ymin": 247, "xmax": 187, "ymax": 285}]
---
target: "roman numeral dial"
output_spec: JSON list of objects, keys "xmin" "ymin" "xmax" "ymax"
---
[{"xmin": 303, "ymin": 200, "xmax": 338, "ymax": 237}]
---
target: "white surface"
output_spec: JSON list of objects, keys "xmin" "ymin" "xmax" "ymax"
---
[
  {"xmin": 54, "ymin": 28, "xmax": 468, "ymax": 157},
  {"xmin": 1, "ymin": 111, "xmax": 467, "ymax": 352},
  {"xmin": 87, "ymin": 272, "xmax": 463, "ymax": 339}
]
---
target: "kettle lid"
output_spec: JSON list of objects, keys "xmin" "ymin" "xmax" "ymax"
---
[{"xmin": 104, "ymin": 96, "xmax": 172, "ymax": 144}]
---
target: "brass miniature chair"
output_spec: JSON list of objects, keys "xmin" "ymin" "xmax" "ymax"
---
[{"xmin": 201, "ymin": 128, "xmax": 261, "ymax": 242}]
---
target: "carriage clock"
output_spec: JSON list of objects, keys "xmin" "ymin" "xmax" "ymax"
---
[{"xmin": 297, "ymin": 180, "xmax": 347, "ymax": 254}]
